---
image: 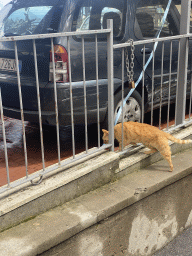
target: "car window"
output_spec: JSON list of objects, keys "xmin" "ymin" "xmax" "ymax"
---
[
  {"xmin": 4, "ymin": 6, "xmax": 52, "ymax": 35},
  {"xmin": 0, "ymin": 1, "xmax": 64, "ymax": 36},
  {"xmin": 135, "ymin": 0, "xmax": 179, "ymax": 39},
  {"xmin": 72, "ymin": 0, "xmax": 126, "ymax": 41},
  {"xmin": 0, "ymin": 4, "xmax": 12, "ymax": 37}
]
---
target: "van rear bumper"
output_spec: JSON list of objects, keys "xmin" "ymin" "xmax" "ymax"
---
[
  {"xmin": 2, "ymin": 106, "xmax": 56, "ymax": 125},
  {"xmin": 1, "ymin": 78, "xmax": 122, "ymax": 126},
  {"xmin": 2, "ymin": 105, "xmax": 107, "ymax": 127}
]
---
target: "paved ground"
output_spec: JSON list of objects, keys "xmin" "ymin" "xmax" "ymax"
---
[{"xmin": 154, "ymin": 225, "xmax": 192, "ymax": 256}]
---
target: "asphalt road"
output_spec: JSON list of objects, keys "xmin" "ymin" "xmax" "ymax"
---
[{"xmin": 154, "ymin": 226, "xmax": 192, "ymax": 256}]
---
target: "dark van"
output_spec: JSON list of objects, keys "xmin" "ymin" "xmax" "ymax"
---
[{"xmin": 0, "ymin": 0, "xmax": 190, "ymax": 128}]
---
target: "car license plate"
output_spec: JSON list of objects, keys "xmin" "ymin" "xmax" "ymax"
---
[{"xmin": 0, "ymin": 58, "xmax": 22, "ymax": 72}]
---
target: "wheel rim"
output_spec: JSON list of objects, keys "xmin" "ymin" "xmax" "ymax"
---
[{"xmin": 114, "ymin": 96, "xmax": 141, "ymax": 123}]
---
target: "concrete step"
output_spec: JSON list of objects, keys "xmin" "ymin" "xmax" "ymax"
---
[
  {"xmin": 0, "ymin": 124, "xmax": 192, "ymax": 255},
  {"xmin": 1, "ymin": 124, "xmax": 192, "ymax": 232},
  {"xmin": 1, "ymin": 144, "xmax": 192, "ymax": 255}
]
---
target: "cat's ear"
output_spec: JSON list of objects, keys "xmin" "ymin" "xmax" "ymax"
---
[{"xmin": 102, "ymin": 129, "xmax": 109, "ymax": 134}]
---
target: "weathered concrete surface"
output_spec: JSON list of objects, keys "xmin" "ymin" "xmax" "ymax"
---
[
  {"xmin": 0, "ymin": 146, "xmax": 192, "ymax": 255},
  {"xmin": 0, "ymin": 149, "xmax": 119, "ymax": 232},
  {"xmin": 0, "ymin": 124, "xmax": 192, "ymax": 234}
]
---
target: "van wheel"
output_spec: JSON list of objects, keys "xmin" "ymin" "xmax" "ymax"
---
[{"xmin": 102, "ymin": 88, "xmax": 142, "ymax": 130}]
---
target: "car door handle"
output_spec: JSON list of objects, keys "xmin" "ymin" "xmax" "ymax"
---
[{"xmin": 141, "ymin": 48, "xmax": 152, "ymax": 54}]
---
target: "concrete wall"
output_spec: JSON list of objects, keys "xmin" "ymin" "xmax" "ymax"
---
[
  {"xmin": 41, "ymin": 172, "xmax": 192, "ymax": 256},
  {"xmin": 1, "ymin": 125, "xmax": 192, "ymax": 256},
  {"xmin": 1, "ymin": 125, "xmax": 192, "ymax": 234}
]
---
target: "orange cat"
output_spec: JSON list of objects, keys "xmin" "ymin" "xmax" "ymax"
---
[{"xmin": 102, "ymin": 122, "xmax": 192, "ymax": 172}]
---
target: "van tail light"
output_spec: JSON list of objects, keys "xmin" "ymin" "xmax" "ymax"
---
[{"xmin": 49, "ymin": 45, "xmax": 69, "ymax": 83}]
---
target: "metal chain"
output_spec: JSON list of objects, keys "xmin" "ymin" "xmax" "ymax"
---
[{"xmin": 125, "ymin": 39, "xmax": 135, "ymax": 82}]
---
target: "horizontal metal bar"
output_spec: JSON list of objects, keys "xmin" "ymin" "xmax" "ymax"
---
[
  {"xmin": 153, "ymin": 69, "xmax": 191, "ymax": 79},
  {"xmin": 118, "ymin": 144, "xmax": 144, "ymax": 157},
  {"xmin": 167, "ymin": 119, "xmax": 192, "ymax": 133},
  {"xmin": 113, "ymin": 33, "xmax": 192, "ymax": 49},
  {"xmin": 0, "ymin": 29, "xmax": 191, "ymax": 45},
  {"xmin": 0, "ymin": 144, "xmax": 111, "ymax": 196},
  {"xmin": 154, "ymin": 72, "xmax": 178, "ymax": 78},
  {"xmin": 0, "ymin": 29, "xmax": 111, "ymax": 42},
  {"xmin": 2, "ymin": 30, "xmax": 191, "ymax": 45}
]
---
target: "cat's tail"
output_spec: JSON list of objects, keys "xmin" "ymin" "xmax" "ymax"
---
[{"xmin": 165, "ymin": 133, "xmax": 192, "ymax": 144}]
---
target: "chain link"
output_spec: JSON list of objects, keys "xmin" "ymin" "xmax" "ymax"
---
[{"xmin": 125, "ymin": 39, "xmax": 135, "ymax": 82}]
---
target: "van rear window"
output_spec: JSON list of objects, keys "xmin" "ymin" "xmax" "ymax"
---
[
  {"xmin": 135, "ymin": 0, "xmax": 179, "ymax": 39},
  {"xmin": 72, "ymin": 0, "xmax": 126, "ymax": 41},
  {"xmin": 0, "ymin": 1, "xmax": 64, "ymax": 36}
]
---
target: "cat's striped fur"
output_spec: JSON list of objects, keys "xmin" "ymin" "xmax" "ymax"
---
[{"xmin": 102, "ymin": 121, "xmax": 192, "ymax": 172}]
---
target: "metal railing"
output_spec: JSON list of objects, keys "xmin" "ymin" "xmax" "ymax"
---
[
  {"xmin": 105, "ymin": 0, "xmax": 192, "ymax": 151},
  {"xmin": 0, "ymin": 0, "xmax": 192, "ymax": 195},
  {"xmin": 108, "ymin": 33, "xmax": 192, "ymax": 152},
  {"xmin": 0, "ymin": 28, "xmax": 112, "ymax": 194}
]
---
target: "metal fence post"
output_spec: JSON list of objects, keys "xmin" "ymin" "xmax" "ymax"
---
[
  {"xmin": 175, "ymin": 0, "xmax": 191, "ymax": 125},
  {"xmin": 107, "ymin": 19, "xmax": 114, "ymax": 151},
  {"xmin": 0, "ymin": 88, "xmax": 10, "ymax": 186}
]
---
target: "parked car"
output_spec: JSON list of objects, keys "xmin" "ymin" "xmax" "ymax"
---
[{"xmin": 0, "ymin": 0, "xmax": 190, "ymax": 129}]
